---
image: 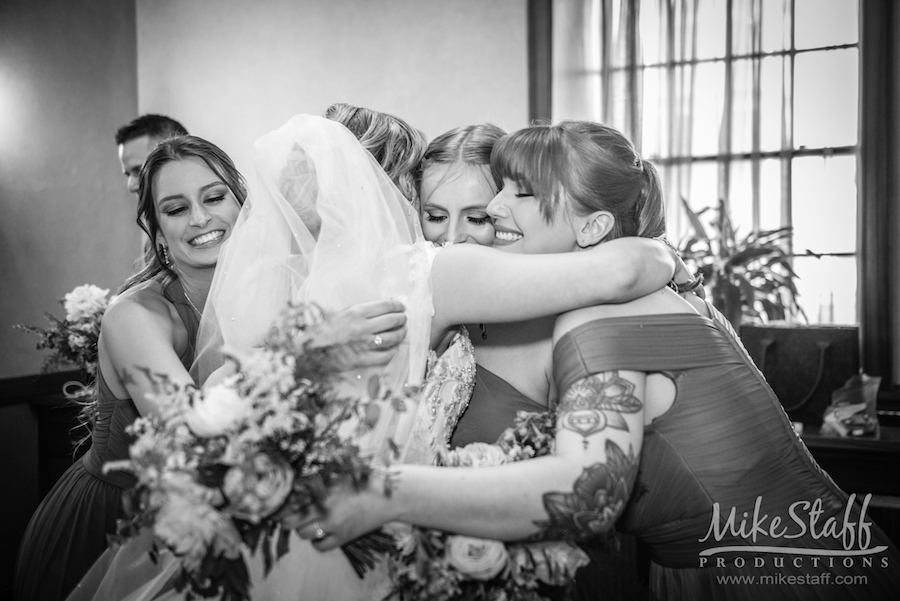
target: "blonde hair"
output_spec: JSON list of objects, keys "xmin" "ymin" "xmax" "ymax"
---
[
  {"xmin": 414, "ymin": 123, "xmax": 506, "ymax": 199},
  {"xmin": 324, "ymin": 102, "xmax": 427, "ymax": 207}
]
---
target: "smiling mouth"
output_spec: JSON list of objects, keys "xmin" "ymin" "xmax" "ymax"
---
[
  {"xmin": 189, "ymin": 230, "xmax": 225, "ymax": 247},
  {"xmin": 494, "ymin": 230, "xmax": 523, "ymax": 242}
]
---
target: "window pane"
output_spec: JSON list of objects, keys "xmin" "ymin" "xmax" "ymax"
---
[
  {"xmin": 791, "ymin": 155, "xmax": 856, "ymax": 255},
  {"xmin": 760, "ymin": 56, "xmax": 785, "ymax": 152},
  {"xmin": 692, "ymin": 62, "xmax": 725, "ymax": 156},
  {"xmin": 731, "ymin": 59, "xmax": 754, "ymax": 155},
  {"xmin": 686, "ymin": 161, "xmax": 720, "ymax": 214},
  {"xmin": 794, "ymin": 49, "xmax": 858, "ymax": 149},
  {"xmin": 760, "ymin": 158, "xmax": 783, "ymax": 231},
  {"xmin": 642, "ymin": 66, "xmax": 664, "ymax": 157},
  {"xmin": 665, "ymin": 161, "xmax": 719, "ymax": 242},
  {"xmin": 730, "ymin": 0, "xmax": 757, "ymax": 56},
  {"xmin": 795, "ymin": 0, "xmax": 858, "ymax": 50},
  {"xmin": 639, "ymin": 0, "xmax": 662, "ymax": 62},
  {"xmin": 762, "ymin": 0, "xmax": 789, "ymax": 53},
  {"xmin": 793, "ymin": 255, "xmax": 857, "ymax": 325},
  {"xmin": 644, "ymin": 62, "xmax": 724, "ymax": 159},
  {"xmin": 728, "ymin": 160, "xmax": 755, "ymax": 231},
  {"xmin": 696, "ymin": 0, "xmax": 727, "ymax": 59}
]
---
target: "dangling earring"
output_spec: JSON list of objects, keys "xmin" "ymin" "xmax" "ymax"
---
[
  {"xmin": 480, "ymin": 323, "xmax": 487, "ymax": 340},
  {"xmin": 159, "ymin": 244, "xmax": 172, "ymax": 266}
]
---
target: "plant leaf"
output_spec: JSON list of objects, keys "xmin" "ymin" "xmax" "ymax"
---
[{"xmin": 680, "ymin": 197, "xmax": 711, "ymax": 242}]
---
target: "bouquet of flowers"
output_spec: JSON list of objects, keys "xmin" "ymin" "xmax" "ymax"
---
[
  {"xmin": 15, "ymin": 283, "xmax": 111, "ymax": 377},
  {"xmin": 385, "ymin": 411, "xmax": 590, "ymax": 601},
  {"xmin": 109, "ymin": 302, "xmax": 408, "ymax": 601}
]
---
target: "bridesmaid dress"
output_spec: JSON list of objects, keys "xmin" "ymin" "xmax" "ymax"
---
[
  {"xmin": 450, "ymin": 363, "xmax": 648, "ymax": 600},
  {"xmin": 13, "ymin": 279, "xmax": 200, "ymax": 601},
  {"xmin": 553, "ymin": 311, "xmax": 900, "ymax": 600}
]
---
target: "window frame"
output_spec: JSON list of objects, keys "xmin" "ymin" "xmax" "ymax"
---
[{"xmin": 528, "ymin": 0, "xmax": 900, "ymax": 407}]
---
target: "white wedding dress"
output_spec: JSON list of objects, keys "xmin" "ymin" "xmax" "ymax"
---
[{"xmin": 66, "ymin": 115, "xmax": 477, "ymax": 601}]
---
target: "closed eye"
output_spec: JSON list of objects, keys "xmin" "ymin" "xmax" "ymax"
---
[
  {"xmin": 468, "ymin": 216, "xmax": 491, "ymax": 225},
  {"xmin": 425, "ymin": 214, "xmax": 447, "ymax": 223}
]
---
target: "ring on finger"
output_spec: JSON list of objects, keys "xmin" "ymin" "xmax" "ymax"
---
[{"xmin": 373, "ymin": 334, "xmax": 384, "ymax": 347}]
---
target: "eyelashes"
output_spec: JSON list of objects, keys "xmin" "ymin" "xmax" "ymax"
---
[
  {"xmin": 161, "ymin": 194, "xmax": 227, "ymax": 217},
  {"xmin": 424, "ymin": 214, "xmax": 491, "ymax": 226}
]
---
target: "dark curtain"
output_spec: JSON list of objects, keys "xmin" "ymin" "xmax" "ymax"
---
[{"xmin": 858, "ymin": 0, "xmax": 900, "ymax": 390}]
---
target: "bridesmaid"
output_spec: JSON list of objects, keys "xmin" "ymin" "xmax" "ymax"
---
[{"xmin": 13, "ymin": 135, "xmax": 406, "ymax": 601}]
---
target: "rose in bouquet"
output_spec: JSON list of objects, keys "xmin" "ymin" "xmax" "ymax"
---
[
  {"xmin": 16, "ymin": 283, "xmax": 111, "ymax": 377},
  {"xmin": 109, "ymin": 302, "xmax": 410, "ymax": 601},
  {"xmin": 385, "ymin": 411, "xmax": 590, "ymax": 601}
]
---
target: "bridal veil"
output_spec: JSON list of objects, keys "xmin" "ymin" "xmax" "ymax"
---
[{"xmin": 192, "ymin": 114, "xmax": 435, "ymax": 454}]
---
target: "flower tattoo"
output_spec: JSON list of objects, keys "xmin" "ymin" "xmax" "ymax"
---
[
  {"xmin": 557, "ymin": 372, "xmax": 642, "ymax": 445},
  {"xmin": 532, "ymin": 439, "xmax": 638, "ymax": 542}
]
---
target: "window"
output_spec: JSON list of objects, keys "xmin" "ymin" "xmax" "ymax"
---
[{"xmin": 551, "ymin": 0, "xmax": 859, "ymax": 325}]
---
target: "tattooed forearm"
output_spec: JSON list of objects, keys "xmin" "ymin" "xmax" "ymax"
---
[
  {"xmin": 531, "ymin": 439, "xmax": 638, "ymax": 542},
  {"xmin": 557, "ymin": 372, "xmax": 641, "ymax": 441}
]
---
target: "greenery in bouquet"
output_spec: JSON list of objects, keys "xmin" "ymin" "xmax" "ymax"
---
[
  {"xmin": 385, "ymin": 411, "xmax": 590, "ymax": 601},
  {"xmin": 15, "ymin": 283, "xmax": 111, "ymax": 377},
  {"xmin": 108, "ymin": 302, "xmax": 408, "ymax": 601}
]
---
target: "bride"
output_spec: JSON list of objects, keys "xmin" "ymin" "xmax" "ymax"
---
[{"xmin": 68, "ymin": 114, "xmax": 676, "ymax": 601}]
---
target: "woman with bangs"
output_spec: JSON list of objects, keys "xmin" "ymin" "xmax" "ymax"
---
[{"xmin": 301, "ymin": 120, "xmax": 900, "ymax": 600}]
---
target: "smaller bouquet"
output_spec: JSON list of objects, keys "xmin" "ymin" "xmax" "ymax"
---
[
  {"xmin": 385, "ymin": 411, "xmax": 590, "ymax": 601},
  {"xmin": 15, "ymin": 283, "xmax": 111, "ymax": 377},
  {"xmin": 109, "ymin": 302, "xmax": 408, "ymax": 601}
]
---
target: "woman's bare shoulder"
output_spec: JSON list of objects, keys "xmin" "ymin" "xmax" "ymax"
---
[
  {"xmin": 103, "ymin": 280, "xmax": 172, "ymax": 329},
  {"xmin": 553, "ymin": 288, "xmax": 697, "ymax": 341}
]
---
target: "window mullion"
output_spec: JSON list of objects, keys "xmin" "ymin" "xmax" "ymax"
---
[
  {"xmin": 782, "ymin": 0, "xmax": 795, "ymax": 259},
  {"xmin": 720, "ymin": 0, "xmax": 735, "ymax": 212},
  {"xmin": 752, "ymin": 0, "xmax": 763, "ymax": 231}
]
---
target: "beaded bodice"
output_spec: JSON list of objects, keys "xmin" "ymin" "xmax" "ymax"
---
[{"xmin": 399, "ymin": 327, "xmax": 477, "ymax": 465}]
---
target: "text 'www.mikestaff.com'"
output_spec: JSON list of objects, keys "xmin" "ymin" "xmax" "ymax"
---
[{"xmin": 716, "ymin": 573, "xmax": 868, "ymax": 586}]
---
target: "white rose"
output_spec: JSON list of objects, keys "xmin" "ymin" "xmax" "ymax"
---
[
  {"xmin": 183, "ymin": 385, "xmax": 249, "ymax": 438},
  {"xmin": 222, "ymin": 452, "xmax": 294, "ymax": 522},
  {"xmin": 68, "ymin": 334, "xmax": 88, "ymax": 349},
  {"xmin": 446, "ymin": 535, "xmax": 509, "ymax": 581},
  {"xmin": 63, "ymin": 284, "xmax": 109, "ymax": 322},
  {"xmin": 443, "ymin": 442, "xmax": 508, "ymax": 468}
]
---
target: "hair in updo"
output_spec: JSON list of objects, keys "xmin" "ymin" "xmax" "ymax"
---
[
  {"xmin": 324, "ymin": 102, "xmax": 427, "ymax": 207},
  {"xmin": 414, "ymin": 123, "xmax": 507, "ymax": 197},
  {"xmin": 491, "ymin": 121, "xmax": 665, "ymax": 241}
]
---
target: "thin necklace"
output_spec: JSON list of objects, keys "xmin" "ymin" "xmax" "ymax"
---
[{"xmin": 183, "ymin": 290, "xmax": 203, "ymax": 317}]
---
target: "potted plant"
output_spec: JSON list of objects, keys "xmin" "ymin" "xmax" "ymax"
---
[
  {"xmin": 677, "ymin": 199, "xmax": 864, "ymax": 428},
  {"xmin": 677, "ymin": 198, "xmax": 805, "ymax": 328}
]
